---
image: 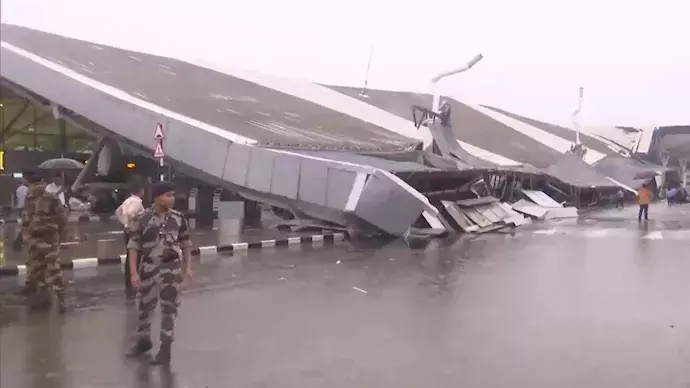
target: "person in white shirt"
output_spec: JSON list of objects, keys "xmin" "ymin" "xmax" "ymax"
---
[
  {"xmin": 45, "ymin": 175, "xmax": 66, "ymax": 207},
  {"xmin": 13, "ymin": 177, "xmax": 30, "ymax": 249},
  {"xmin": 15, "ymin": 177, "xmax": 29, "ymax": 219},
  {"xmin": 116, "ymin": 180, "xmax": 146, "ymax": 294}
]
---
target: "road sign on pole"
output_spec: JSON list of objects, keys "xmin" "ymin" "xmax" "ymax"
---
[
  {"xmin": 154, "ymin": 123, "xmax": 164, "ymax": 140},
  {"xmin": 153, "ymin": 142, "xmax": 165, "ymax": 158}
]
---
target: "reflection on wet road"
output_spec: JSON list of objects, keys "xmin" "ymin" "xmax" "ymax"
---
[{"xmin": 2, "ymin": 206, "xmax": 690, "ymax": 387}]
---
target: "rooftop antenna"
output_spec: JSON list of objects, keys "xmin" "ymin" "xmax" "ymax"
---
[
  {"xmin": 431, "ymin": 53, "xmax": 483, "ymax": 113},
  {"xmin": 358, "ymin": 46, "xmax": 374, "ymax": 98}
]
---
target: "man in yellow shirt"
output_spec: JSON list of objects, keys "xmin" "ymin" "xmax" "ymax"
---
[{"xmin": 637, "ymin": 185, "xmax": 651, "ymax": 222}]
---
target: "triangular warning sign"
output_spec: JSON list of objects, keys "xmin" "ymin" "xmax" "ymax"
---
[
  {"xmin": 153, "ymin": 123, "xmax": 164, "ymax": 140},
  {"xmin": 153, "ymin": 142, "xmax": 165, "ymax": 158}
]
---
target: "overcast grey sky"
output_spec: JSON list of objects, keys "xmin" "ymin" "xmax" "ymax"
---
[{"xmin": 2, "ymin": 0, "xmax": 689, "ymax": 127}]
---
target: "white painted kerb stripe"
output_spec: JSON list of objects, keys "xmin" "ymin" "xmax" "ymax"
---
[
  {"xmin": 198, "ymin": 246, "xmax": 216, "ymax": 255},
  {"xmin": 261, "ymin": 239, "xmax": 276, "ymax": 247},
  {"xmin": 1, "ymin": 42, "xmax": 257, "ymax": 145},
  {"xmin": 287, "ymin": 237, "xmax": 302, "ymax": 245},
  {"xmin": 72, "ymin": 257, "xmax": 99, "ymax": 269},
  {"xmin": 231, "ymin": 242, "xmax": 249, "ymax": 250}
]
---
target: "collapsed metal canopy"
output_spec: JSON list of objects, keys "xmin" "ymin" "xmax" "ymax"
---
[
  {"xmin": 544, "ymin": 152, "xmax": 619, "ymax": 189},
  {"xmin": 0, "ymin": 24, "xmax": 419, "ymax": 152},
  {"xmin": 0, "ymin": 23, "xmax": 439, "ymax": 236},
  {"xmin": 484, "ymin": 105, "xmax": 619, "ymax": 158},
  {"xmin": 326, "ymin": 86, "xmax": 563, "ymax": 168},
  {"xmin": 592, "ymin": 156, "xmax": 666, "ymax": 189}
]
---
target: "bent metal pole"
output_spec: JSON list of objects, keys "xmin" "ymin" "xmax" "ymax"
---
[
  {"xmin": 431, "ymin": 53, "xmax": 483, "ymax": 113},
  {"xmin": 572, "ymin": 86, "xmax": 584, "ymax": 145}
]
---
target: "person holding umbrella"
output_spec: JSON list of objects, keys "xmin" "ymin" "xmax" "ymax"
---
[
  {"xmin": 38, "ymin": 158, "xmax": 85, "ymax": 212},
  {"xmin": 45, "ymin": 174, "xmax": 67, "ymax": 207},
  {"xmin": 637, "ymin": 182, "xmax": 652, "ymax": 222}
]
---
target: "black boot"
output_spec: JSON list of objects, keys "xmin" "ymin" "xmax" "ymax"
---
[
  {"xmin": 150, "ymin": 342, "xmax": 171, "ymax": 365},
  {"xmin": 126, "ymin": 338, "xmax": 153, "ymax": 358},
  {"xmin": 56, "ymin": 295, "xmax": 66, "ymax": 314},
  {"xmin": 19, "ymin": 283, "xmax": 36, "ymax": 296}
]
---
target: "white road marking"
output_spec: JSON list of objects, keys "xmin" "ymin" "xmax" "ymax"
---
[
  {"xmin": 642, "ymin": 231, "xmax": 664, "ymax": 240},
  {"xmin": 352, "ymin": 287, "xmax": 368, "ymax": 294}
]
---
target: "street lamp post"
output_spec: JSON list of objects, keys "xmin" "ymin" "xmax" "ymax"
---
[{"xmin": 430, "ymin": 53, "xmax": 483, "ymax": 113}]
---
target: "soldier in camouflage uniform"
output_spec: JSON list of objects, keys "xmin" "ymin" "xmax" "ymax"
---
[
  {"xmin": 126, "ymin": 181, "xmax": 193, "ymax": 365},
  {"xmin": 20, "ymin": 172, "xmax": 68, "ymax": 311}
]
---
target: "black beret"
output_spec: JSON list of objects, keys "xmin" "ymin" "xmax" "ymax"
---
[{"xmin": 151, "ymin": 181, "xmax": 176, "ymax": 198}]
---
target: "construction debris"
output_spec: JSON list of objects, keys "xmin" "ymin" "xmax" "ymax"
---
[
  {"xmin": 513, "ymin": 190, "xmax": 578, "ymax": 220},
  {"xmin": 440, "ymin": 196, "xmax": 530, "ymax": 234}
]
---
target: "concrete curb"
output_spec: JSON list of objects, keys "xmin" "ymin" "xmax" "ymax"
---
[{"xmin": 0, "ymin": 232, "xmax": 348, "ymax": 277}]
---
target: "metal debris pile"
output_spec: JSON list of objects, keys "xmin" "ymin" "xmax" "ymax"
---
[
  {"xmin": 440, "ymin": 196, "xmax": 530, "ymax": 234},
  {"xmin": 510, "ymin": 190, "xmax": 578, "ymax": 221}
]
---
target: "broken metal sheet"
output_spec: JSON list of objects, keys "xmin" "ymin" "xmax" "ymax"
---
[
  {"xmin": 476, "ymin": 204, "xmax": 502, "ymax": 224},
  {"xmin": 544, "ymin": 207, "xmax": 578, "ymax": 219},
  {"xmin": 544, "ymin": 152, "xmax": 619, "ymax": 189},
  {"xmin": 441, "ymin": 199, "xmax": 530, "ymax": 232},
  {"xmin": 455, "ymin": 196, "xmax": 499, "ymax": 207},
  {"xmin": 460, "ymin": 207, "xmax": 493, "ymax": 228},
  {"xmin": 475, "ymin": 224, "xmax": 508, "ymax": 233},
  {"xmin": 422, "ymin": 210, "xmax": 447, "ymax": 232},
  {"xmin": 424, "ymin": 117, "xmax": 499, "ymax": 168},
  {"xmin": 522, "ymin": 190, "xmax": 563, "ymax": 208},
  {"xmin": 326, "ymin": 86, "xmax": 563, "ymax": 168},
  {"xmin": 497, "ymin": 202, "xmax": 531, "ymax": 226},
  {"xmin": 441, "ymin": 201, "xmax": 479, "ymax": 232},
  {"xmin": 293, "ymin": 150, "xmax": 437, "ymax": 173},
  {"xmin": 511, "ymin": 199, "xmax": 549, "ymax": 219},
  {"xmin": 485, "ymin": 106, "xmax": 618, "ymax": 157},
  {"xmin": 593, "ymin": 156, "xmax": 667, "ymax": 189},
  {"xmin": 505, "ymin": 214, "xmax": 532, "ymax": 227},
  {"xmin": 488, "ymin": 203, "xmax": 510, "ymax": 220}
]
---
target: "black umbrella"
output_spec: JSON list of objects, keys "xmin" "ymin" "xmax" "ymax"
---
[{"xmin": 38, "ymin": 158, "xmax": 86, "ymax": 171}]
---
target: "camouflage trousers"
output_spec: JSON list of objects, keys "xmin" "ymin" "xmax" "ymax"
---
[
  {"xmin": 136, "ymin": 258, "xmax": 182, "ymax": 344},
  {"xmin": 25, "ymin": 239, "xmax": 64, "ymax": 302}
]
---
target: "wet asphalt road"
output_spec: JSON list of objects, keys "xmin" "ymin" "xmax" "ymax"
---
[{"xmin": 2, "ymin": 204, "xmax": 690, "ymax": 387}]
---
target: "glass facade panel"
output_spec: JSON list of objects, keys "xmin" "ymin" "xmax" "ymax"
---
[{"xmin": 1, "ymin": 98, "xmax": 96, "ymax": 153}]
